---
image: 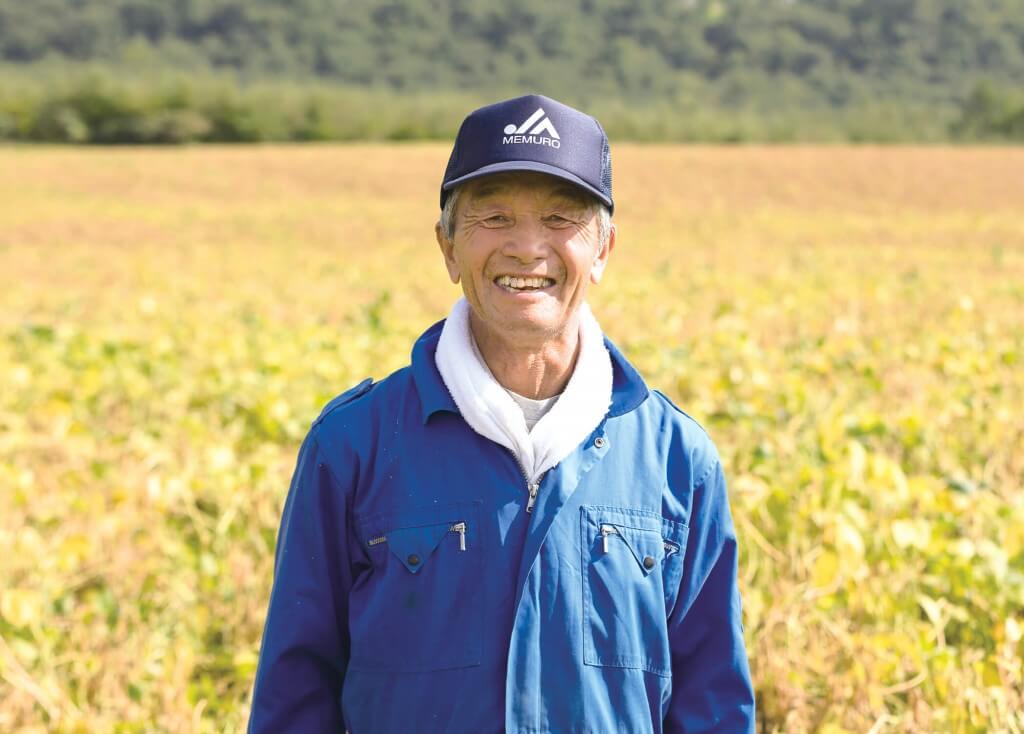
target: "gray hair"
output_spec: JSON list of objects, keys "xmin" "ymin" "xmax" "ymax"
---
[{"xmin": 440, "ymin": 184, "xmax": 612, "ymax": 249}]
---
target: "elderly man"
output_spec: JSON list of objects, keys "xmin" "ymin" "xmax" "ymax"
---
[{"xmin": 248, "ymin": 94, "xmax": 756, "ymax": 733}]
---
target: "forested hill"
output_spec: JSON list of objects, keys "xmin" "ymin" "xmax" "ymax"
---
[{"xmin": 2, "ymin": 0, "xmax": 1024, "ymax": 142}]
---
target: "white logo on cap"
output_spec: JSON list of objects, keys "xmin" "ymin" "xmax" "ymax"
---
[{"xmin": 502, "ymin": 107, "xmax": 561, "ymax": 149}]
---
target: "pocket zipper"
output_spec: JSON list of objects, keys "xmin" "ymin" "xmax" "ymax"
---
[
  {"xmin": 452, "ymin": 521, "xmax": 467, "ymax": 550},
  {"xmin": 366, "ymin": 521, "xmax": 468, "ymax": 551},
  {"xmin": 600, "ymin": 524, "xmax": 680, "ymax": 558},
  {"xmin": 600, "ymin": 524, "xmax": 620, "ymax": 553}
]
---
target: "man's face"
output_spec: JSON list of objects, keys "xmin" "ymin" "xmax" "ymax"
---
[{"xmin": 435, "ymin": 171, "xmax": 614, "ymax": 345}]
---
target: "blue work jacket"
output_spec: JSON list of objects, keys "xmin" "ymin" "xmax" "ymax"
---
[{"xmin": 249, "ymin": 319, "xmax": 756, "ymax": 733}]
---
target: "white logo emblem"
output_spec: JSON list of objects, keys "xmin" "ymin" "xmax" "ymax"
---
[{"xmin": 502, "ymin": 108, "xmax": 561, "ymax": 148}]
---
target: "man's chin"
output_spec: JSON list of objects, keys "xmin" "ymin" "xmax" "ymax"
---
[{"xmin": 477, "ymin": 311, "xmax": 574, "ymax": 344}]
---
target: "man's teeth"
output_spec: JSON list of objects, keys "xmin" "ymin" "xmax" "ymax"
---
[{"xmin": 496, "ymin": 275, "xmax": 555, "ymax": 290}]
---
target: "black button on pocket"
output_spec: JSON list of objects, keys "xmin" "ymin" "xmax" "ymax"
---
[
  {"xmin": 643, "ymin": 555, "xmax": 655, "ymax": 570},
  {"xmin": 407, "ymin": 554, "xmax": 420, "ymax": 566}
]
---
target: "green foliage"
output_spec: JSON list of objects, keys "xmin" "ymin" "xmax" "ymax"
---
[
  {"xmin": 951, "ymin": 82, "xmax": 1024, "ymax": 141},
  {"xmin": 0, "ymin": 0, "xmax": 1023, "ymax": 142},
  {"xmin": 4, "ymin": 0, "xmax": 1023, "ymax": 94},
  {"xmin": 0, "ymin": 65, "xmax": 992, "ymax": 144},
  {"xmin": 0, "ymin": 69, "xmax": 486, "ymax": 144}
]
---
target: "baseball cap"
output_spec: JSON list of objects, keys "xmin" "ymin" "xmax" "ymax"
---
[{"xmin": 440, "ymin": 94, "xmax": 613, "ymax": 214}]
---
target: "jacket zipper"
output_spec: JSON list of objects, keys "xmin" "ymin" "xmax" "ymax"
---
[
  {"xmin": 366, "ymin": 521, "xmax": 467, "ymax": 550},
  {"xmin": 504, "ymin": 446, "xmax": 541, "ymax": 513}
]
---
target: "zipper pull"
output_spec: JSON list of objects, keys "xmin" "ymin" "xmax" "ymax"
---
[
  {"xmin": 450, "ymin": 521, "xmax": 467, "ymax": 551},
  {"xmin": 600, "ymin": 524, "xmax": 619, "ymax": 553},
  {"xmin": 526, "ymin": 483, "xmax": 539, "ymax": 513}
]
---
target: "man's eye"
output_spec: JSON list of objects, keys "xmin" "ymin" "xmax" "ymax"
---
[
  {"xmin": 544, "ymin": 214, "xmax": 572, "ymax": 225},
  {"xmin": 484, "ymin": 215, "xmax": 511, "ymax": 225}
]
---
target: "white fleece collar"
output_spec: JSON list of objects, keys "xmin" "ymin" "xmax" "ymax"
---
[{"xmin": 435, "ymin": 297, "xmax": 613, "ymax": 485}]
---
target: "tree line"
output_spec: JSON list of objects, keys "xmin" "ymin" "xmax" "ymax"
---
[{"xmin": 1, "ymin": 0, "xmax": 1022, "ymax": 143}]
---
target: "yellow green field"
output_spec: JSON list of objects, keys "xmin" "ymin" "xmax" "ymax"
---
[{"xmin": 1, "ymin": 144, "xmax": 1022, "ymax": 733}]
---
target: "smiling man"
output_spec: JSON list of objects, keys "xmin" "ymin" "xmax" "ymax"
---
[{"xmin": 248, "ymin": 94, "xmax": 756, "ymax": 733}]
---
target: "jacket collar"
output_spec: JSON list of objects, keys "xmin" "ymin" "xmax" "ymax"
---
[{"xmin": 411, "ymin": 317, "xmax": 649, "ymax": 425}]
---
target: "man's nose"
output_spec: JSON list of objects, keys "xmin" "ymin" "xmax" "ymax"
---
[{"xmin": 501, "ymin": 219, "xmax": 549, "ymax": 262}]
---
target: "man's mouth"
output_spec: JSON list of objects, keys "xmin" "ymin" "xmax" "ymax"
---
[{"xmin": 494, "ymin": 275, "xmax": 556, "ymax": 291}]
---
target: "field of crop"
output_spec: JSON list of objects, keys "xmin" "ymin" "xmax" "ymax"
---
[{"xmin": 1, "ymin": 143, "xmax": 1022, "ymax": 733}]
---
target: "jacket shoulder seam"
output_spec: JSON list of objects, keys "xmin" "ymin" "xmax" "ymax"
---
[
  {"xmin": 311, "ymin": 377, "xmax": 375, "ymax": 428},
  {"xmin": 651, "ymin": 389, "xmax": 721, "ymax": 488},
  {"xmin": 305, "ymin": 430, "xmax": 351, "ymax": 501},
  {"xmin": 651, "ymin": 389, "xmax": 710, "ymax": 435},
  {"xmin": 694, "ymin": 456, "xmax": 720, "ymax": 491}
]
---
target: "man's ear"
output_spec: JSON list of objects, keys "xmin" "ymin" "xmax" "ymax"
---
[
  {"xmin": 435, "ymin": 222, "xmax": 460, "ymax": 284},
  {"xmin": 590, "ymin": 222, "xmax": 615, "ymax": 285}
]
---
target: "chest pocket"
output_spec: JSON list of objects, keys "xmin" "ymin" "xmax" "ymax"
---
[
  {"xmin": 580, "ymin": 505, "xmax": 690, "ymax": 677},
  {"xmin": 349, "ymin": 500, "xmax": 483, "ymax": 672}
]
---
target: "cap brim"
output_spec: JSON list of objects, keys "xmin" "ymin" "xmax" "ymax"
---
[{"xmin": 442, "ymin": 160, "xmax": 613, "ymax": 210}]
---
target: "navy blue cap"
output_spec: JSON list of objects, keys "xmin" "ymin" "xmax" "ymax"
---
[{"xmin": 441, "ymin": 94, "xmax": 613, "ymax": 214}]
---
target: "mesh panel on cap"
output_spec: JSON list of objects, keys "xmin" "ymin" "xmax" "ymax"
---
[{"xmin": 600, "ymin": 137, "xmax": 613, "ymax": 204}]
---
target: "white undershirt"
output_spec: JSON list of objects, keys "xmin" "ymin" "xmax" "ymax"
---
[{"xmin": 504, "ymin": 389, "xmax": 560, "ymax": 432}]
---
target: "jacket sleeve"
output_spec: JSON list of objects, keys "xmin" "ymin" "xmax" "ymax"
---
[
  {"xmin": 664, "ymin": 460, "xmax": 756, "ymax": 733},
  {"xmin": 248, "ymin": 430, "xmax": 352, "ymax": 733}
]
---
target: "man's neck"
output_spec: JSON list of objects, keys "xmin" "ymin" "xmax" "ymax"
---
[{"xmin": 468, "ymin": 313, "xmax": 580, "ymax": 400}]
